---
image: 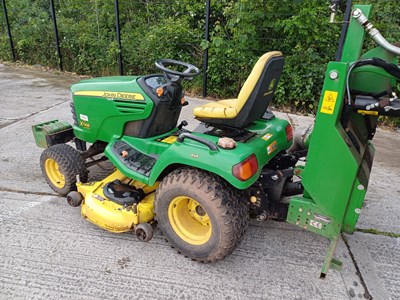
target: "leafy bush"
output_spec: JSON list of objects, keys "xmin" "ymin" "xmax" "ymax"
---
[{"xmin": 0, "ymin": 0, "xmax": 399, "ymax": 115}]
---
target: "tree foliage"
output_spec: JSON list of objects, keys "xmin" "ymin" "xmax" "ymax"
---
[{"xmin": 0, "ymin": 0, "xmax": 399, "ymax": 112}]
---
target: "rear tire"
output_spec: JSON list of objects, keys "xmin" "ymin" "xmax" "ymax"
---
[
  {"xmin": 155, "ymin": 167, "xmax": 248, "ymax": 262},
  {"xmin": 40, "ymin": 144, "xmax": 88, "ymax": 196}
]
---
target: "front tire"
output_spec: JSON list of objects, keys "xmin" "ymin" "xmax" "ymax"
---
[
  {"xmin": 40, "ymin": 144, "xmax": 88, "ymax": 196},
  {"xmin": 155, "ymin": 167, "xmax": 248, "ymax": 262}
]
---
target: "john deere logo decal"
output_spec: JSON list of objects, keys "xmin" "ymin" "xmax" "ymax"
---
[
  {"xmin": 264, "ymin": 79, "xmax": 276, "ymax": 96},
  {"xmin": 268, "ymin": 79, "xmax": 276, "ymax": 91},
  {"xmin": 74, "ymin": 91, "xmax": 145, "ymax": 101}
]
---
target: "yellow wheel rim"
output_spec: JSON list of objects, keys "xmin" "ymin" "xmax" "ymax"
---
[
  {"xmin": 168, "ymin": 196, "xmax": 212, "ymax": 245},
  {"xmin": 44, "ymin": 158, "xmax": 65, "ymax": 188}
]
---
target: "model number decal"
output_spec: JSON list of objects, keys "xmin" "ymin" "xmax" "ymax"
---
[{"xmin": 79, "ymin": 121, "xmax": 90, "ymax": 129}]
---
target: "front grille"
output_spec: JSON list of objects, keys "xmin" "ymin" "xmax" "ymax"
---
[
  {"xmin": 114, "ymin": 100, "xmax": 146, "ymax": 114},
  {"xmin": 70, "ymin": 100, "xmax": 78, "ymax": 126}
]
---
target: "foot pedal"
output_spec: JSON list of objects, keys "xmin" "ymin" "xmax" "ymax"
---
[{"xmin": 112, "ymin": 141, "xmax": 157, "ymax": 177}]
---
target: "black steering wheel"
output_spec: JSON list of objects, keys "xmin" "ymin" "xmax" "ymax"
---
[{"xmin": 155, "ymin": 59, "xmax": 201, "ymax": 83}]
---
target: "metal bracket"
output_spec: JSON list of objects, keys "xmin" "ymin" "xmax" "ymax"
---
[{"xmin": 320, "ymin": 236, "xmax": 343, "ymax": 278}]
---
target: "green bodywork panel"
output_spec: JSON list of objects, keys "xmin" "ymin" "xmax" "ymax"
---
[
  {"xmin": 350, "ymin": 47, "xmax": 398, "ymax": 94},
  {"xmin": 69, "ymin": 73, "xmax": 291, "ymax": 190},
  {"xmin": 288, "ymin": 5, "xmax": 375, "ymax": 236},
  {"xmin": 341, "ymin": 5, "xmax": 372, "ymax": 63},
  {"xmin": 287, "ymin": 61, "xmax": 376, "ymax": 237},
  {"xmin": 70, "ymin": 76, "xmax": 154, "ymax": 143},
  {"xmin": 287, "ymin": 4, "xmax": 399, "ymax": 275},
  {"xmin": 105, "ymin": 117, "xmax": 291, "ymax": 190}
]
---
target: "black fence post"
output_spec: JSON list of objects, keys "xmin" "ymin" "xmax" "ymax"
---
[
  {"xmin": 114, "ymin": 0, "xmax": 123, "ymax": 75},
  {"xmin": 202, "ymin": 0, "xmax": 210, "ymax": 97},
  {"xmin": 1, "ymin": 0, "xmax": 16, "ymax": 61},
  {"xmin": 50, "ymin": 0, "xmax": 63, "ymax": 71}
]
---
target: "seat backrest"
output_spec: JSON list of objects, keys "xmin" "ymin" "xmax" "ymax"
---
[{"xmin": 232, "ymin": 51, "xmax": 284, "ymax": 127}]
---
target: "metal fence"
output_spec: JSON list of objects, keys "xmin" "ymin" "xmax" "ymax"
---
[
  {"xmin": 1, "ymin": 0, "xmax": 399, "ymax": 98},
  {"xmin": 0, "ymin": 0, "xmax": 210, "ymax": 93}
]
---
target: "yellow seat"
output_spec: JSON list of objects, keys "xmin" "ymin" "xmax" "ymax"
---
[{"xmin": 193, "ymin": 51, "xmax": 284, "ymax": 128}]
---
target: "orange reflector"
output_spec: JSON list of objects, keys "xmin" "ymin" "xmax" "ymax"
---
[
  {"xmin": 232, "ymin": 154, "xmax": 258, "ymax": 181},
  {"xmin": 285, "ymin": 124, "xmax": 293, "ymax": 142},
  {"xmin": 156, "ymin": 87, "xmax": 164, "ymax": 97},
  {"xmin": 181, "ymin": 97, "xmax": 186, "ymax": 105}
]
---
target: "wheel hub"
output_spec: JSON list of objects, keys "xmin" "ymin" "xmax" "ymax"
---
[
  {"xmin": 44, "ymin": 158, "xmax": 65, "ymax": 188},
  {"xmin": 168, "ymin": 196, "xmax": 212, "ymax": 245}
]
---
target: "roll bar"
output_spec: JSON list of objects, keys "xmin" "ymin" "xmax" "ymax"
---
[{"xmin": 352, "ymin": 8, "xmax": 400, "ymax": 56}]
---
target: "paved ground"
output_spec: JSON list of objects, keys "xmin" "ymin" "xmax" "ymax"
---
[{"xmin": 0, "ymin": 63, "xmax": 399, "ymax": 300}]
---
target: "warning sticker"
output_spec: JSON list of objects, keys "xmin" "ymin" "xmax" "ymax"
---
[
  {"xmin": 267, "ymin": 140, "xmax": 277, "ymax": 155},
  {"xmin": 261, "ymin": 133, "xmax": 273, "ymax": 141},
  {"xmin": 320, "ymin": 91, "xmax": 338, "ymax": 115}
]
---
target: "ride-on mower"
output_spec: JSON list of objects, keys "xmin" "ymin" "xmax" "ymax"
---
[{"xmin": 32, "ymin": 1, "xmax": 400, "ymax": 277}]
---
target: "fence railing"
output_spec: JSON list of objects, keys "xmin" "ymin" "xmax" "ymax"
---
[
  {"xmin": 0, "ymin": 0, "xmax": 212, "ymax": 96},
  {"xmin": 1, "ymin": 0, "xmax": 399, "ymax": 103}
]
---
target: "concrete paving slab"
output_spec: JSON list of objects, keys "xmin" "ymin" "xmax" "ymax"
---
[
  {"xmin": 0, "ymin": 101, "xmax": 73, "ymax": 195},
  {"xmin": 0, "ymin": 63, "xmax": 78, "ymax": 129},
  {"xmin": 1, "ymin": 191, "xmax": 363, "ymax": 300},
  {"xmin": 346, "ymin": 232, "xmax": 400, "ymax": 300},
  {"xmin": 357, "ymin": 129, "xmax": 400, "ymax": 233}
]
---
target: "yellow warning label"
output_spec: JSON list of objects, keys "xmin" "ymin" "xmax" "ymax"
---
[
  {"xmin": 320, "ymin": 91, "xmax": 338, "ymax": 115},
  {"xmin": 161, "ymin": 136, "xmax": 178, "ymax": 144},
  {"xmin": 261, "ymin": 133, "xmax": 273, "ymax": 141},
  {"xmin": 357, "ymin": 110, "xmax": 378, "ymax": 116}
]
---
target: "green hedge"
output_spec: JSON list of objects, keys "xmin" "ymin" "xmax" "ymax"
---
[{"xmin": 1, "ymin": 0, "xmax": 399, "ymax": 114}]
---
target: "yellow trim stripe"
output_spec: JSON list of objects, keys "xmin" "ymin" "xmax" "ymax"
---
[
  {"xmin": 74, "ymin": 90, "xmax": 144, "ymax": 101},
  {"xmin": 357, "ymin": 110, "xmax": 378, "ymax": 116}
]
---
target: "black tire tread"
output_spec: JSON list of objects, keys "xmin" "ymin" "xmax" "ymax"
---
[
  {"xmin": 40, "ymin": 144, "xmax": 88, "ymax": 196},
  {"xmin": 155, "ymin": 167, "xmax": 248, "ymax": 262}
]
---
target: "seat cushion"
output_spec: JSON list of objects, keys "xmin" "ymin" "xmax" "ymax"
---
[
  {"xmin": 236, "ymin": 52, "xmax": 282, "ymax": 112},
  {"xmin": 193, "ymin": 99, "xmax": 238, "ymax": 119},
  {"xmin": 193, "ymin": 51, "xmax": 282, "ymax": 121}
]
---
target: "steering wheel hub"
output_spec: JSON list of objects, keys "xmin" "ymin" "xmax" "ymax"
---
[{"xmin": 155, "ymin": 59, "xmax": 201, "ymax": 83}]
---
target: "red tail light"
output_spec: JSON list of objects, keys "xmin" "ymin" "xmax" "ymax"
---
[
  {"xmin": 285, "ymin": 124, "xmax": 294, "ymax": 142},
  {"xmin": 232, "ymin": 154, "xmax": 258, "ymax": 181}
]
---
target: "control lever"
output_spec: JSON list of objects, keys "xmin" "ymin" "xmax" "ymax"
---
[
  {"xmin": 366, "ymin": 92, "xmax": 400, "ymax": 111},
  {"xmin": 384, "ymin": 93, "xmax": 400, "ymax": 112},
  {"xmin": 329, "ymin": 0, "xmax": 341, "ymax": 23},
  {"xmin": 178, "ymin": 120, "xmax": 188, "ymax": 130}
]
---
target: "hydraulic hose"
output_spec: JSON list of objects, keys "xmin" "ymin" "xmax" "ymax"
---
[{"xmin": 352, "ymin": 9, "xmax": 400, "ymax": 56}]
